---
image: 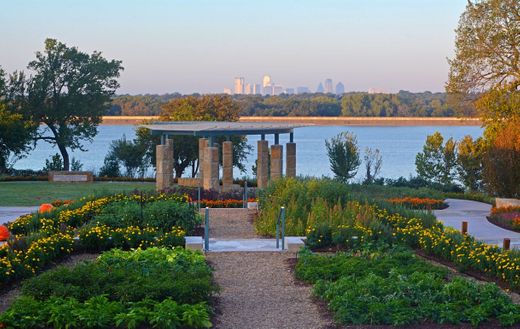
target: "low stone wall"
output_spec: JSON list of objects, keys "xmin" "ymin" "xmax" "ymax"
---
[
  {"xmin": 496, "ymin": 198, "xmax": 520, "ymax": 208},
  {"xmin": 178, "ymin": 177, "xmax": 201, "ymax": 187},
  {"xmin": 48, "ymin": 171, "xmax": 93, "ymax": 183}
]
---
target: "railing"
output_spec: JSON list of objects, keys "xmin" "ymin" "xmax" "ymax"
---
[
  {"xmin": 275, "ymin": 206, "xmax": 286, "ymax": 250},
  {"xmin": 243, "ymin": 181, "xmax": 248, "ymax": 208},
  {"xmin": 204, "ymin": 207, "xmax": 209, "ymax": 252}
]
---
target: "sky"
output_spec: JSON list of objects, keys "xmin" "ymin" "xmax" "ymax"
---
[{"xmin": 0, "ymin": 0, "xmax": 468, "ymax": 95}]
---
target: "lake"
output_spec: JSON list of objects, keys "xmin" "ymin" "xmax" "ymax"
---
[{"xmin": 14, "ymin": 125, "xmax": 483, "ymax": 181}]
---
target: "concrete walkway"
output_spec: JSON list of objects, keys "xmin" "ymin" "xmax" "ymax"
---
[
  {"xmin": 434, "ymin": 199, "xmax": 520, "ymax": 249},
  {"xmin": 0, "ymin": 206, "xmax": 38, "ymax": 225}
]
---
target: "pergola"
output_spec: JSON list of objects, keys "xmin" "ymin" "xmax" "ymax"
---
[{"xmin": 141, "ymin": 121, "xmax": 304, "ymax": 191}]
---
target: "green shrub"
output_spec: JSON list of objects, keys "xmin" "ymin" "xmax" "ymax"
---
[
  {"xmin": 21, "ymin": 248, "xmax": 215, "ymax": 305},
  {"xmin": 94, "ymin": 199, "xmax": 199, "ymax": 232},
  {"xmin": 296, "ymin": 248, "xmax": 520, "ymax": 326},
  {"xmin": 1, "ymin": 296, "xmax": 212, "ymax": 329},
  {"xmin": 256, "ymin": 177, "xmax": 351, "ymax": 236},
  {"xmin": 2, "ymin": 248, "xmax": 216, "ymax": 329}
]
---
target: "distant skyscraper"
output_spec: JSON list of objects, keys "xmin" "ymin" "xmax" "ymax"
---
[
  {"xmin": 273, "ymin": 85, "xmax": 284, "ymax": 96},
  {"xmin": 324, "ymin": 79, "xmax": 333, "ymax": 93},
  {"xmin": 316, "ymin": 82, "xmax": 324, "ymax": 93},
  {"xmin": 335, "ymin": 82, "xmax": 345, "ymax": 94},
  {"xmin": 262, "ymin": 75, "xmax": 272, "ymax": 95},
  {"xmin": 234, "ymin": 77, "xmax": 245, "ymax": 94},
  {"xmin": 223, "ymin": 88, "xmax": 232, "ymax": 95},
  {"xmin": 245, "ymin": 83, "xmax": 252, "ymax": 95},
  {"xmin": 296, "ymin": 86, "xmax": 310, "ymax": 94},
  {"xmin": 285, "ymin": 88, "xmax": 295, "ymax": 95},
  {"xmin": 262, "ymin": 75, "xmax": 271, "ymax": 88},
  {"xmin": 252, "ymin": 84, "xmax": 261, "ymax": 95},
  {"xmin": 262, "ymin": 85, "xmax": 273, "ymax": 96}
]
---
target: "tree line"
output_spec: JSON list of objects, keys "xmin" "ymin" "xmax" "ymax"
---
[{"xmin": 108, "ymin": 91, "xmax": 476, "ymax": 117}]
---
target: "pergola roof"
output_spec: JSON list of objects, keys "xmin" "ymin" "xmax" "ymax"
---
[{"xmin": 141, "ymin": 121, "xmax": 307, "ymax": 137}]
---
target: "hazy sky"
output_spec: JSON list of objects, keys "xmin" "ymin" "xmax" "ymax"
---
[{"xmin": 0, "ymin": 0, "xmax": 467, "ymax": 94}]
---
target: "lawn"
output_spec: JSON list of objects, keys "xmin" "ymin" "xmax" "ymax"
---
[{"xmin": 0, "ymin": 181, "xmax": 155, "ymax": 206}]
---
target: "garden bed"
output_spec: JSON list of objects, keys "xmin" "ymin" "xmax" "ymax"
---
[
  {"xmin": 1, "ymin": 192, "xmax": 200, "ymax": 288},
  {"xmin": 0, "ymin": 247, "xmax": 216, "ymax": 329},
  {"xmin": 257, "ymin": 178, "xmax": 520, "ymax": 292},
  {"xmin": 487, "ymin": 206, "xmax": 520, "ymax": 233},
  {"xmin": 295, "ymin": 247, "xmax": 520, "ymax": 327}
]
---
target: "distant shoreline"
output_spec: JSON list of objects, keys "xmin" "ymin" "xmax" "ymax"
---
[{"xmin": 101, "ymin": 116, "xmax": 482, "ymax": 126}]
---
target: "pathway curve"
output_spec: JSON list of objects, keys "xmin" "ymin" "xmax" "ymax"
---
[
  {"xmin": 204, "ymin": 208, "xmax": 332, "ymax": 329},
  {"xmin": 434, "ymin": 198, "xmax": 520, "ymax": 248},
  {"xmin": 0, "ymin": 206, "xmax": 38, "ymax": 225}
]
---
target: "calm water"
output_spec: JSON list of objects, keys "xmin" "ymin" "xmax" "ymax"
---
[{"xmin": 15, "ymin": 125, "xmax": 483, "ymax": 181}]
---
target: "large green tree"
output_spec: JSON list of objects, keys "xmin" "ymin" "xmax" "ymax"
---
[
  {"xmin": 447, "ymin": 0, "xmax": 520, "ymax": 128},
  {"xmin": 0, "ymin": 68, "xmax": 37, "ymax": 173},
  {"xmin": 23, "ymin": 39, "xmax": 123, "ymax": 170}
]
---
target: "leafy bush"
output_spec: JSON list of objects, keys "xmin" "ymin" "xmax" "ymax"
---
[
  {"xmin": 1, "ymin": 248, "xmax": 216, "ymax": 329},
  {"xmin": 94, "ymin": 199, "xmax": 198, "ymax": 232},
  {"xmin": 42, "ymin": 153, "xmax": 63, "ymax": 172},
  {"xmin": 296, "ymin": 248, "xmax": 520, "ymax": 326},
  {"xmin": 256, "ymin": 177, "xmax": 350, "ymax": 236},
  {"xmin": 98, "ymin": 154, "xmax": 121, "ymax": 177},
  {"xmin": 325, "ymin": 131, "xmax": 360, "ymax": 183}
]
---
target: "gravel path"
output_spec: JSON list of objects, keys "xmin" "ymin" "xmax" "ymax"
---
[
  {"xmin": 200, "ymin": 208, "xmax": 258, "ymax": 239},
  {"xmin": 207, "ymin": 252, "xmax": 333, "ymax": 329}
]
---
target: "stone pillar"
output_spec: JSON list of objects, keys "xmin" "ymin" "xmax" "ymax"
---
[
  {"xmin": 270, "ymin": 144, "xmax": 283, "ymax": 181},
  {"xmin": 156, "ymin": 138, "xmax": 173, "ymax": 191},
  {"xmin": 222, "ymin": 141, "xmax": 233, "ymax": 191},
  {"xmin": 198, "ymin": 138, "xmax": 208, "ymax": 186},
  {"xmin": 203, "ymin": 145, "xmax": 219, "ymax": 190},
  {"xmin": 286, "ymin": 142, "xmax": 296, "ymax": 177},
  {"xmin": 257, "ymin": 140, "xmax": 269, "ymax": 189}
]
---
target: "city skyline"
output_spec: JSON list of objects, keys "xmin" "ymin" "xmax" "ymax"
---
[
  {"xmin": 225, "ymin": 75, "xmax": 347, "ymax": 95},
  {"xmin": 0, "ymin": 0, "xmax": 468, "ymax": 94}
]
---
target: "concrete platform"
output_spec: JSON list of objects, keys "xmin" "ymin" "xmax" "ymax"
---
[
  {"xmin": 183, "ymin": 237, "xmax": 307, "ymax": 252},
  {"xmin": 0, "ymin": 207, "xmax": 38, "ymax": 225}
]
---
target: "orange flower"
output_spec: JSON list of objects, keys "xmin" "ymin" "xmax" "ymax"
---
[
  {"xmin": 387, "ymin": 197, "xmax": 444, "ymax": 209},
  {"xmin": 39, "ymin": 203, "xmax": 54, "ymax": 213},
  {"xmin": 0, "ymin": 225, "xmax": 10, "ymax": 241},
  {"xmin": 491, "ymin": 206, "xmax": 520, "ymax": 215}
]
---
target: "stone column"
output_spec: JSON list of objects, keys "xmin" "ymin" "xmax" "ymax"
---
[
  {"xmin": 203, "ymin": 145, "xmax": 219, "ymax": 190},
  {"xmin": 156, "ymin": 138, "xmax": 173, "ymax": 191},
  {"xmin": 198, "ymin": 138, "xmax": 208, "ymax": 187},
  {"xmin": 286, "ymin": 142, "xmax": 296, "ymax": 177},
  {"xmin": 257, "ymin": 140, "xmax": 269, "ymax": 189},
  {"xmin": 222, "ymin": 141, "xmax": 233, "ymax": 191},
  {"xmin": 270, "ymin": 144, "xmax": 283, "ymax": 181}
]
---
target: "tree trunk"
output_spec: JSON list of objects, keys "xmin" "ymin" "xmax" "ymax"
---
[
  {"xmin": 57, "ymin": 142, "xmax": 70, "ymax": 171},
  {"xmin": 0, "ymin": 156, "xmax": 7, "ymax": 174},
  {"xmin": 46, "ymin": 123, "xmax": 69, "ymax": 171}
]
